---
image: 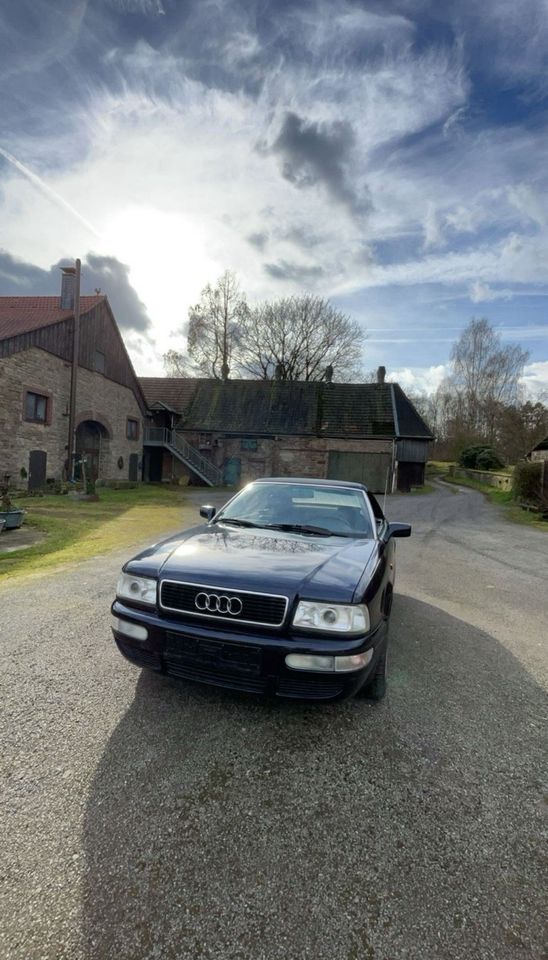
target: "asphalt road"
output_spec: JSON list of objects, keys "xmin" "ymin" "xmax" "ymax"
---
[{"xmin": 1, "ymin": 484, "xmax": 546, "ymax": 960}]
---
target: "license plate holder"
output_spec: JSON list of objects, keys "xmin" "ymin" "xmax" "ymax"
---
[{"xmin": 166, "ymin": 633, "xmax": 262, "ymax": 676}]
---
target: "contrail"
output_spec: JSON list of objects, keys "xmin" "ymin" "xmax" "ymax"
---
[{"xmin": 0, "ymin": 146, "xmax": 102, "ymax": 239}]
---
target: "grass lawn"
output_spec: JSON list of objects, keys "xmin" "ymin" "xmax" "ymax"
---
[
  {"xmin": 0, "ymin": 485, "xmax": 210, "ymax": 582},
  {"xmin": 440, "ymin": 474, "xmax": 547, "ymax": 531},
  {"xmin": 426, "ymin": 461, "xmax": 455, "ymax": 477}
]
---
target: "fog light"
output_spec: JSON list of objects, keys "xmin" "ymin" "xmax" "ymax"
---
[
  {"xmin": 285, "ymin": 654, "xmax": 334, "ymax": 672},
  {"xmin": 285, "ymin": 650, "xmax": 373, "ymax": 673},
  {"xmin": 112, "ymin": 617, "xmax": 148, "ymax": 642},
  {"xmin": 334, "ymin": 650, "xmax": 373, "ymax": 672}
]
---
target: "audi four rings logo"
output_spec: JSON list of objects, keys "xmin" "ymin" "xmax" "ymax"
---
[{"xmin": 195, "ymin": 592, "xmax": 243, "ymax": 616}]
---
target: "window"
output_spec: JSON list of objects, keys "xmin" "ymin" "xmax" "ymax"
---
[
  {"xmin": 198, "ymin": 433, "xmax": 212, "ymax": 448},
  {"xmin": 25, "ymin": 391, "xmax": 48, "ymax": 423},
  {"xmin": 95, "ymin": 350, "xmax": 106, "ymax": 374},
  {"xmin": 241, "ymin": 438, "xmax": 258, "ymax": 451},
  {"xmin": 126, "ymin": 418, "xmax": 139, "ymax": 440},
  {"xmin": 215, "ymin": 481, "xmax": 374, "ymax": 538}
]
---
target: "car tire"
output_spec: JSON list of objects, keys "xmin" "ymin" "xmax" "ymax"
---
[{"xmin": 358, "ymin": 635, "xmax": 388, "ymax": 701}]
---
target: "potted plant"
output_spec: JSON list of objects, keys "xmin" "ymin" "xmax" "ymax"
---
[{"xmin": 0, "ymin": 477, "xmax": 25, "ymax": 530}]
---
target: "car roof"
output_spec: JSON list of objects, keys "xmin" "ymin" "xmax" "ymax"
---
[{"xmin": 252, "ymin": 477, "xmax": 369, "ymax": 492}]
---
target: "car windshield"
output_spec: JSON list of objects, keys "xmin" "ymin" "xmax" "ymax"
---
[{"xmin": 215, "ymin": 482, "xmax": 374, "ymax": 538}]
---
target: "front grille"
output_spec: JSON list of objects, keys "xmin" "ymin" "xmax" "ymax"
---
[
  {"xmin": 166, "ymin": 632, "xmax": 262, "ymax": 676},
  {"xmin": 164, "ymin": 659, "xmax": 268, "ymax": 694},
  {"xmin": 165, "ymin": 632, "xmax": 266, "ymax": 694},
  {"xmin": 276, "ymin": 676, "xmax": 345, "ymax": 700},
  {"xmin": 160, "ymin": 580, "xmax": 288, "ymax": 627}
]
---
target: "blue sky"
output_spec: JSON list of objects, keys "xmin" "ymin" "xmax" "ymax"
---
[{"xmin": 0, "ymin": 0, "xmax": 547, "ymax": 394}]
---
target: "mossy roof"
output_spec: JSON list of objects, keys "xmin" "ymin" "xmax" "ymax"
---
[{"xmin": 139, "ymin": 377, "xmax": 433, "ymax": 439}]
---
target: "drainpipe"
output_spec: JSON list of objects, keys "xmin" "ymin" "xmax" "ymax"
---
[{"xmin": 66, "ymin": 259, "xmax": 81, "ymax": 481}]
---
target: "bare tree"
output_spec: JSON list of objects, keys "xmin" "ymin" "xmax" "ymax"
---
[
  {"xmin": 496, "ymin": 399, "xmax": 548, "ymax": 462},
  {"xmin": 162, "ymin": 349, "xmax": 194, "ymax": 377},
  {"xmin": 237, "ymin": 295, "xmax": 365, "ymax": 381},
  {"xmin": 446, "ymin": 317, "xmax": 529, "ymax": 441},
  {"xmin": 404, "ymin": 389, "xmax": 437, "ymax": 433},
  {"xmin": 187, "ymin": 271, "xmax": 248, "ymax": 379}
]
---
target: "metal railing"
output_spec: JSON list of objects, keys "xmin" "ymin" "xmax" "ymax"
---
[{"xmin": 143, "ymin": 427, "xmax": 222, "ymax": 486}]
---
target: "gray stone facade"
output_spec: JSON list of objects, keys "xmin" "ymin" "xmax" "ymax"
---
[{"xmin": 0, "ymin": 346, "xmax": 143, "ymax": 487}]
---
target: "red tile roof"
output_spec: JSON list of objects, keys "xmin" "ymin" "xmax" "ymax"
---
[{"xmin": 0, "ymin": 295, "xmax": 104, "ymax": 340}]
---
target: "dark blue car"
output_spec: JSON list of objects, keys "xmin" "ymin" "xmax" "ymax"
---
[{"xmin": 111, "ymin": 478, "xmax": 411, "ymax": 702}]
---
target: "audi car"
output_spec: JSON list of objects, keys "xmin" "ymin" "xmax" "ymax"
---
[{"xmin": 111, "ymin": 478, "xmax": 411, "ymax": 702}]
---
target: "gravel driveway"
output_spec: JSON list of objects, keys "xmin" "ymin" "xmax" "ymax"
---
[{"xmin": 1, "ymin": 484, "xmax": 546, "ymax": 960}]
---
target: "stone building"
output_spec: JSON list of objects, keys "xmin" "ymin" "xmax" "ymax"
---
[
  {"xmin": 0, "ymin": 276, "xmax": 146, "ymax": 489},
  {"xmin": 527, "ymin": 435, "xmax": 548, "ymax": 462},
  {"xmin": 139, "ymin": 374, "xmax": 433, "ymax": 492}
]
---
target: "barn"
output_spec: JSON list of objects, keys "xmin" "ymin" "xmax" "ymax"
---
[{"xmin": 139, "ymin": 371, "xmax": 433, "ymax": 492}]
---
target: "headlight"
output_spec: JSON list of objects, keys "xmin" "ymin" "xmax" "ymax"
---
[
  {"xmin": 116, "ymin": 572, "xmax": 157, "ymax": 606},
  {"xmin": 292, "ymin": 601, "xmax": 370, "ymax": 634}
]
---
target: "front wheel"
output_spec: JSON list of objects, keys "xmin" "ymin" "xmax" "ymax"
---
[{"xmin": 358, "ymin": 636, "xmax": 388, "ymax": 701}]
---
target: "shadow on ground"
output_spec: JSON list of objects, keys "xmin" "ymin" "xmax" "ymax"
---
[{"xmin": 82, "ymin": 596, "xmax": 546, "ymax": 960}]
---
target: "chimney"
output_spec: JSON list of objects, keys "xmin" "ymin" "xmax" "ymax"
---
[
  {"xmin": 60, "ymin": 266, "xmax": 76, "ymax": 310},
  {"xmin": 377, "ymin": 365, "xmax": 386, "ymax": 384}
]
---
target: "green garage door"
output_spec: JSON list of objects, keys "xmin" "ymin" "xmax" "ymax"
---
[{"xmin": 327, "ymin": 451, "xmax": 392, "ymax": 493}]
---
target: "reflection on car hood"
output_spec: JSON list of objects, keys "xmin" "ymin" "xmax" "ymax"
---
[{"xmin": 126, "ymin": 524, "xmax": 380, "ymax": 603}]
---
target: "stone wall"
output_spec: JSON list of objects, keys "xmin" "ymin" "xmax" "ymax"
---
[
  {"xmin": 0, "ymin": 347, "xmax": 143, "ymax": 486},
  {"xmin": 449, "ymin": 465, "xmax": 513, "ymax": 490}
]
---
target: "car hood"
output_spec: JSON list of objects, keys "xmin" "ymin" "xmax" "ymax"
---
[{"xmin": 127, "ymin": 524, "xmax": 380, "ymax": 603}]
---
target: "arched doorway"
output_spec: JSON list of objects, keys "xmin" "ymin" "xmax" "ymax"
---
[{"xmin": 75, "ymin": 420, "xmax": 110, "ymax": 481}]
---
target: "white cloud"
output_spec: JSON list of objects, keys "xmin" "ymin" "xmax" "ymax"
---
[
  {"xmin": 0, "ymin": 0, "xmax": 546, "ymax": 378},
  {"xmin": 423, "ymin": 202, "xmax": 443, "ymax": 250},
  {"xmin": 387, "ymin": 365, "xmax": 448, "ymax": 395},
  {"xmin": 469, "ymin": 280, "xmax": 512, "ymax": 302},
  {"xmin": 507, "ymin": 183, "xmax": 547, "ymax": 228},
  {"xmin": 0, "ymin": 31, "xmax": 471, "ymax": 364},
  {"xmin": 521, "ymin": 360, "xmax": 548, "ymax": 399},
  {"xmin": 387, "ymin": 361, "xmax": 548, "ymax": 401}
]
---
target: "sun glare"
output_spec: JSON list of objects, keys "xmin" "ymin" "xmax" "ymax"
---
[{"xmin": 102, "ymin": 206, "xmax": 220, "ymax": 352}]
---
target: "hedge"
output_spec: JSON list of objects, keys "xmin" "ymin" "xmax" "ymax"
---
[{"xmin": 513, "ymin": 461, "xmax": 543, "ymax": 505}]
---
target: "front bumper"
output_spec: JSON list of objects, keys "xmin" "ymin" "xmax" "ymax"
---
[{"xmin": 111, "ymin": 600, "xmax": 387, "ymax": 702}]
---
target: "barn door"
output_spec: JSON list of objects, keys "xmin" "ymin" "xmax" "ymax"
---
[
  {"xmin": 397, "ymin": 462, "xmax": 424, "ymax": 492},
  {"xmin": 223, "ymin": 456, "xmax": 241, "ymax": 486},
  {"xmin": 28, "ymin": 450, "xmax": 47, "ymax": 492},
  {"xmin": 327, "ymin": 451, "xmax": 392, "ymax": 493}
]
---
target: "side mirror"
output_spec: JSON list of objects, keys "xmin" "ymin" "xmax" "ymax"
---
[
  {"xmin": 200, "ymin": 505, "xmax": 216, "ymax": 521},
  {"xmin": 386, "ymin": 522, "xmax": 411, "ymax": 539}
]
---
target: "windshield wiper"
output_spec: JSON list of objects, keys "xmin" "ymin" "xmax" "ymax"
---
[
  {"xmin": 263, "ymin": 523, "xmax": 335, "ymax": 537},
  {"xmin": 215, "ymin": 517, "xmax": 261, "ymax": 528}
]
